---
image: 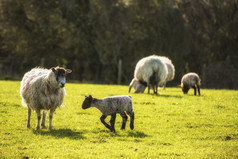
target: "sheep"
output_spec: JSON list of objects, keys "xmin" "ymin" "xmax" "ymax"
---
[
  {"xmin": 158, "ymin": 56, "xmax": 175, "ymax": 90},
  {"xmin": 179, "ymin": 72, "xmax": 201, "ymax": 95},
  {"xmin": 128, "ymin": 78, "xmax": 147, "ymax": 93},
  {"xmin": 20, "ymin": 66, "xmax": 72, "ymax": 130},
  {"xmin": 129, "ymin": 55, "xmax": 168, "ymax": 94},
  {"xmin": 82, "ymin": 95, "xmax": 134, "ymax": 133}
]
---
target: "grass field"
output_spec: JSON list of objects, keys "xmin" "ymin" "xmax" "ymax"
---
[{"xmin": 0, "ymin": 80, "xmax": 237, "ymax": 158}]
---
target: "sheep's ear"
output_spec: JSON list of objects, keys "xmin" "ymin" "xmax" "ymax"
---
[
  {"xmin": 51, "ymin": 67, "xmax": 56, "ymax": 73},
  {"xmin": 66, "ymin": 69, "xmax": 72, "ymax": 74},
  {"xmin": 89, "ymin": 95, "xmax": 92, "ymax": 98}
]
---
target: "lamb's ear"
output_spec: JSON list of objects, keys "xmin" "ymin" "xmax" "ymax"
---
[
  {"xmin": 66, "ymin": 69, "xmax": 72, "ymax": 74},
  {"xmin": 51, "ymin": 67, "xmax": 56, "ymax": 73}
]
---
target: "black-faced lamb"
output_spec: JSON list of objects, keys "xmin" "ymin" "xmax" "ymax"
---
[
  {"xmin": 82, "ymin": 95, "xmax": 134, "ymax": 133},
  {"xmin": 158, "ymin": 56, "xmax": 175, "ymax": 90},
  {"xmin": 129, "ymin": 55, "xmax": 168, "ymax": 94},
  {"xmin": 20, "ymin": 66, "xmax": 72, "ymax": 130},
  {"xmin": 179, "ymin": 72, "xmax": 201, "ymax": 95}
]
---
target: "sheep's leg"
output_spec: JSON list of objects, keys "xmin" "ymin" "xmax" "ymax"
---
[
  {"xmin": 36, "ymin": 109, "xmax": 41, "ymax": 130},
  {"xmin": 163, "ymin": 83, "xmax": 166, "ymax": 90},
  {"xmin": 110, "ymin": 114, "xmax": 116, "ymax": 133},
  {"xmin": 100, "ymin": 115, "xmax": 111, "ymax": 130},
  {"xmin": 120, "ymin": 112, "xmax": 128, "ymax": 129},
  {"xmin": 127, "ymin": 111, "xmax": 134, "ymax": 130},
  {"xmin": 152, "ymin": 85, "xmax": 156, "ymax": 94},
  {"xmin": 193, "ymin": 86, "xmax": 197, "ymax": 95},
  {"xmin": 48, "ymin": 109, "xmax": 54, "ymax": 130},
  {"xmin": 27, "ymin": 107, "xmax": 31, "ymax": 128},
  {"xmin": 197, "ymin": 85, "xmax": 201, "ymax": 96},
  {"xmin": 147, "ymin": 83, "xmax": 150, "ymax": 94},
  {"xmin": 41, "ymin": 110, "xmax": 47, "ymax": 129},
  {"xmin": 154, "ymin": 84, "xmax": 158, "ymax": 94}
]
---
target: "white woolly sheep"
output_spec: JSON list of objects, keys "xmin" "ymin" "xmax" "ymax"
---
[
  {"xmin": 82, "ymin": 95, "xmax": 134, "ymax": 133},
  {"xmin": 129, "ymin": 55, "xmax": 168, "ymax": 94},
  {"xmin": 128, "ymin": 78, "xmax": 147, "ymax": 93},
  {"xmin": 179, "ymin": 72, "xmax": 201, "ymax": 95},
  {"xmin": 20, "ymin": 66, "xmax": 72, "ymax": 130},
  {"xmin": 158, "ymin": 56, "xmax": 175, "ymax": 90}
]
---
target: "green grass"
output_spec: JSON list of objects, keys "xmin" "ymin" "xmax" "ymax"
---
[{"xmin": 0, "ymin": 81, "xmax": 237, "ymax": 158}]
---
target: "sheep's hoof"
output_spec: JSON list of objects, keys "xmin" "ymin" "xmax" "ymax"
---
[
  {"xmin": 130, "ymin": 124, "xmax": 134, "ymax": 130},
  {"xmin": 36, "ymin": 126, "xmax": 40, "ymax": 131},
  {"xmin": 41, "ymin": 125, "xmax": 47, "ymax": 129},
  {"xmin": 26, "ymin": 124, "xmax": 30, "ymax": 128}
]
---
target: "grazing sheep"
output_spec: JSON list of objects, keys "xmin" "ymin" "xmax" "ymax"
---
[
  {"xmin": 129, "ymin": 78, "xmax": 147, "ymax": 93},
  {"xmin": 179, "ymin": 72, "xmax": 201, "ymax": 95},
  {"xmin": 129, "ymin": 55, "xmax": 168, "ymax": 94},
  {"xmin": 158, "ymin": 56, "xmax": 175, "ymax": 90},
  {"xmin": 82, "ymin": 95, "xmax": 134, "ymax": 133},
  {"xmin": 20, "ymin": 66, "xmax": 72, "ymax": 130}
]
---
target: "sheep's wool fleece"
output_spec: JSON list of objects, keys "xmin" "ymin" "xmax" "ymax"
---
[
  {"xmin": 158, "ymin": 56, "xmax": 175, "ymax": 81},
  {"xmin": 181, "ymin": 73, "xmax": 201, "ymax": 87},
  {"xmin": 20, "ymin": 68, "xmax": 65, "ymax": 111},
  {"xmin": 134, "ymin": 55, "xmax": 168, "ymax": 86},
  {"xmin": 92, "ymin": 95, "xmax": 133, "ymax": 116}
]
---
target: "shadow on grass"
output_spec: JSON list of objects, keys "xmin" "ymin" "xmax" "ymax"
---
[
  {"xmin": 156, "ymin": 94, "xmax": 183, "ymax": 98},
  {"xmin": 127, "ymin": 131, "xmax": 148, "ymax": 138},
  {"xmin": 33, "ymin": 128, "xmax": 85, "ymax": 140}
]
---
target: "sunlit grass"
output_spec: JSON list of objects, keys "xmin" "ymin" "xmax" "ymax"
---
[{"xmin": 0, "ymin": 81, "xmax": 237, "ymax": 158}]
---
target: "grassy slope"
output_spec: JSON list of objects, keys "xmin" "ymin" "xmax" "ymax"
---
[{"xmin": 0, "ymin": 81, "xmax": 237, "ymax": 158}]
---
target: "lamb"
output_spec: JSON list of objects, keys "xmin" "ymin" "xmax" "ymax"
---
[
  {"xmin": 128, "ymin": 78, "xmax": 147, "ymax": 93},
  {"xmin": 129, "ymin": 55, "xmax": 168, "ymax": 94},
  {"xmin": 82, "ymin": 95, "xmax": 134, "ymax": 133},
  {"xmin": 20, "ymin": 66, "xmax": 72, "ymax": 130},
  {"xmin": 179, "ymin": 72, "xmax": 201, "ymax": 95},
  {"xmin": 158, "ymin": 56, "xmax": 175, "ymax": 90}
]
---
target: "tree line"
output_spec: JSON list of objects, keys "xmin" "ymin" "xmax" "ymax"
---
[{"xmin": 0, "ymin": 0, "xmax": 237, "ymax": 89}]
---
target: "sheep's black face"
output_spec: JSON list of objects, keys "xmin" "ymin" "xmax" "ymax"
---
[
  {"xmin": 82, "ymin": 95, "xmax": 93, "ymax": 109},
  {"xmin": 182, "ymin": 85, "xmax": 190, "ymax": 94},
  {"xmin": 52, "ymin": 67, "xmax": 72, "ymax": 88}
]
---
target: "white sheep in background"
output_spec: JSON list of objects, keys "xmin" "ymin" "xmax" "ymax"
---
[
  {"xmin": 158, "ymin": 56, "xmax": 175, "ymax": 90},
  {"xmin": 82, "ymin": 95, "xmax": 134, "ymax": 133},
  {"xmin": 179, "ymin": 72, "xmax": 201, "ymax": 95},
  {"xmin": 128, "ymin": 78, "xmax": 147, "ymax": 93},
  {"xmin": 129, "ymin": 55, "xmax": 168, "ymax": 94},
  {"xmin": 20, "ymin": 66, "xmax": 72, "ymax": 130}
]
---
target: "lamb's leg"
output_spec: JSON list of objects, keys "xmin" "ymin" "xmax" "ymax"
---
[
  {"xmin": 100, "ymin": 115, "xmax": 111, "ymax": 130},
  {"xmin": 147, "ymin": 83, "xmax": 150, "ymax": 94},
  {"xmin": 155, "ymin": 84, "xmax": 158, "ymax": 94},
  {"xmin": 120, "ymin": 112, "xmax": 128, "ymax": 129},
  {"xmin": 48, "ymin": 109, "xmax": 54, "ymax": 130},
  {"xmin": 152, "ymin": 85, "xmax": 156, "ymax": 94},
  {"xmin": 193, "ymin": 86, "xmax": 197, "ymax": 95},
  {"xmin": 110, "ymin": 114, "xmax": 116, "ymax": 133},
  {"xmin": 27, "ymin": 107, "xmax": 31, "ymax": 128},
  {"xmin": 41, "ymin": 110, "xmax": 47, "ymax": 129},
  {"xmin": 36, "ymin": 109, "xmax": 41, "ymax": 130},
  {"xmin": 128, "ymin": 111, "xmax": 134, "ymax": 130},
  {"xmin": 197, "ymin": 85, "xmax": 201, "ymax": 95}
]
